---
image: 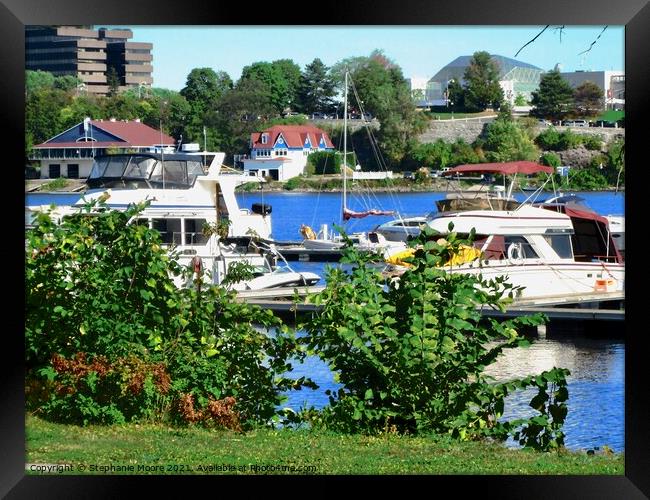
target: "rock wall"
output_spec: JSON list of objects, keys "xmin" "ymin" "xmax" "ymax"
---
[
  {"xmin": 417, "ymin": 117, "xmax": 495, "ymax": 144},
  {"xmin": 417, "ymin": 118, "xmax": 625, "ymax": 145}
]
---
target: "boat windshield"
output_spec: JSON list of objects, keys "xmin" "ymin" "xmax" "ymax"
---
[{"xmin": 87, "ymin": 154, "xmax": 206, "ymax": 188}]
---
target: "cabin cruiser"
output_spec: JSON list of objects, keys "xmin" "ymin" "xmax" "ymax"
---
[
  {"xmin": 25, "ymin": 151, "xmax": 320, "ymax": 290},
  {"xmin": 414, "ymin": 201, "xmax": 625, "ymax": 301},
  {"xmin": 384, "ymin": 162, "xmax": 624, "ymax": 301}
]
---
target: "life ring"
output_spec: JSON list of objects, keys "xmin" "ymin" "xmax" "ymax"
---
[
  {"xmin": 300, "ymin": 224, "xmax": 316, "ymax": 240},
  {"xmin": 507, "ymin": 242, "xmax": 525, "ymax": 265}
]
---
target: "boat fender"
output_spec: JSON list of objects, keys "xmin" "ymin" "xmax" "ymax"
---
[
  {"xmin": 507, "ymin": 243, "xmax": 524, "ymax": 265},
  {"xmin": 300, "ymin": 224, "xmax": 316, "ymax": 240},
  {"xmin": 191, "ymin": 255, "xmax": 203, "ymax": 274}
]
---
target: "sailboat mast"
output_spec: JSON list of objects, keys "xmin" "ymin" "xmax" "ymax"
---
[{"xmin": 343, "ymin": 71, "xmax": 348, "ymax": 213}]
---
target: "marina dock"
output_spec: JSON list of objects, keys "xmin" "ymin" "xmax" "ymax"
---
[{"xmin": 236, "ymin": 287, "xmax": 624, "ymax": 323}]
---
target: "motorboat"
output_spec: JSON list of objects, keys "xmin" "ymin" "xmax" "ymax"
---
[
  {"xmin": 412, "ymin": 203, "xmax": 624, "ymax": 300},
  {"xmin": 25, "ymin": 151, "xmax": 320, "ymax": 291},
  {"xmin": 372, "ymin": 216, "xmax": 428, "ymax": 242}
]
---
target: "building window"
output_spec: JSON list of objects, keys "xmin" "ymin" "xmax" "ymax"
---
[
  {"xmin": 67, "ymin": 164, "xmax": 79, "ymax": 179},
  {"xmin": 261, "ymin": 133, "xmax": 269, "ymax": 145},
  {"xmin": 49, "ymin": 164, "xmax": 61, "ymax": 178}
]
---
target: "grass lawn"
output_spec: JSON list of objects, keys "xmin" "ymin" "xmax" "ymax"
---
[{"xmin": 25, "ymin": 416, "xmax": 623, "ymax": 476}]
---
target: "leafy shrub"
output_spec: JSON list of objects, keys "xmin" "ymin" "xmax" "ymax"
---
[
  {"xmin": 540, "ymin": 152, "xmax": 561, "ymax": 168},
  {"xmin": 483, "ymin": 118, "xmax": 539, "ymax": 162},
  {"xmin": 580, "ymin": 134, "xmax": 604, "ymax": 151},
  {"xmin": 535, "ymin": 127, "xmax": 561, "ymax": 150},
  {"xmin": 25, "ymin": 200, "xmax": 311, "ymax": 427},
  {"xmin": 301, "ymin": 226, "xmax": 570, "ymax": 450},
  {"xmin": 567, "ymin": 167, "xmax": 609, "ymax": 190},
  {"xmin": 308, "ymin": 151, "xmax": 341, "ymax": 175}
]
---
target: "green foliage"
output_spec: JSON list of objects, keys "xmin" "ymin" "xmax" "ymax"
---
[
  {"xmin": 41, "ymin": 178, "xmax": 70, "ymax": 191},
  {"xmin": 483, "ymin": 116, "xmax": 539, "ymax": 162},
  {"xmin": 573, "ymin": 81, "xmax": 604, "ymax": 118},
  {"xmin": 25, "ymin": 200, "xmax": 310, "ymax": 427},
  {"xmin": 410, "ymin": 140, "xmax": 452, "ymax": 170},
  {"xmin": 581, "ymin": 134, "xmax": 604, "ymax": 151},
  {"xmin": 566, "ymin": 167, "xmax": 609, "ymax": 190},
  {"xmin": 308, "ymin": 151, "xmax": 341, "ymax": 175},
  {"xmin": 530, "ymin": 70, "xmax": 574, "ymax": 121},
  {"xmin": 463, "ymin": 51, "xmax": 504, "ymax": 112},
  {"xmin": 535, "ymin": 128, "xmax": 586, "ymax": 151},
  {"xmin": 296, "ymin": 58, "xmax": 337, "ymax": 114},
  {"xmin": 301, "ymin": 226, "xmax": 569, "ymax": 451},
  {"xmin": 540, "ymin": 152, "xmax": 561, "ymax": 168}
]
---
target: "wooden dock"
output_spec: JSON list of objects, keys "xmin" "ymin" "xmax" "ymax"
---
[{"xmin": 236, "ymin": 287, "xmax": 624, "ymax": 322}]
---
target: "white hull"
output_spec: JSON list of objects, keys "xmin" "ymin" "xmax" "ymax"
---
[{"xmin": 445, "ymin": 261, "xmax": 624, "ymax": 299}]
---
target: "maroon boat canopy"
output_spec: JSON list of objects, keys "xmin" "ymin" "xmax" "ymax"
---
[{"xmin": 443, "ymin": 161, "xmax": 555, "ymax": 176}]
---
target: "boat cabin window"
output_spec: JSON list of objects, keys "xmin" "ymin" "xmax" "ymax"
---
[
  {"xmin": 185, "ymin": 218, "xmax": 208, "ymax": 245},
  {"xmin": 542, "ymin": 234, "xmax": 573, "ymax": 259},
  {"xmin": 123, "ymin": 156, "xmax": 157, "ymax": 179},
  {"xmin": 186, "ymin": 161, "xmax": 205, "ymax": 184},
  {"xmin": 152, "ymin": 218, "xmax": 182, "ymax": 245},
  {"xmin": 479, "ymin": 235, "xmax": 539, "ymax": 260},
  {"xmin": 150, "ymin": 160, "xmax": 187, "ymax": 184}
]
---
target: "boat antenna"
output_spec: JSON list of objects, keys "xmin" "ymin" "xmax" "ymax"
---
[
  {"xmin": 160, "ymin": 119, "xmax": 165, "ymax": 189},
  {"xmin": 203, "ymin": 126, "xmax": 207, "ymax": 168},
  {"xmin": 343, "ymin": 71, "xmax": 348, "ymax": 217}
]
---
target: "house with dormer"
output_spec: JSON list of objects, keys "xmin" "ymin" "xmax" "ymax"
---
[
  {"xmin": 31, "ymin": 118, "xmax": 176, "ymax": 179},
  {"xmin": 242, "ymin": 125, "xmax": 335, "ymax": 181}
]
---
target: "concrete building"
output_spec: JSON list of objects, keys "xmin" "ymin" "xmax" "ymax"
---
[
  {"xmin": 425, "ymin": 54, "xmax": 544, "ymax": 107},
  {"xmin": 25, "ymin": 26, "xmax": 153, "ymax": 96},
  {"xmin": 32, "ymin": 118, "xmax": 175, "ymax": 179},
  {"xmin": 242, "ymin": 125, "xmax": 335, "ymax": 181},
  {"xmin": 560, "ymin": 70, "xmax": 625, "ymax": 110}
]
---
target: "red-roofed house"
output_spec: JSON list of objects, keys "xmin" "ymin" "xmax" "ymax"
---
[
  {"xmin": 31, "ymin": 118, "xmax": 176, "ymax": 179},
  {"xmin": 242, "ymin": 125, "xmax": 335, "ymax": 181}
]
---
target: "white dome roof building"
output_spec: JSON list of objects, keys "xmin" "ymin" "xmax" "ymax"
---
[{"xmin": 426, "ymin": 54, "xmax": 545, "ymax": 106}]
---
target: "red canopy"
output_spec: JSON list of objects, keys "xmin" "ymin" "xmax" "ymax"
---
[{"xmin": 443, "ymin": 161, "xmax": 554, "ymax": 176}]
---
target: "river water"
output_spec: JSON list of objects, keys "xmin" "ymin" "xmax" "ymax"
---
[{"xmin": 25, "ymin": 189, "xmax": 626, "ymax": 451}]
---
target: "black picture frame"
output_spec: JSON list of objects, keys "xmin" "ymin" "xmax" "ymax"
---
[{"xmin": 3, "ymin": 0, "xmax": 647, "ymax": 497}]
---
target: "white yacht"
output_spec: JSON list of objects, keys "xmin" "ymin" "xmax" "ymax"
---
[
  {"xmin": 25, "ymin": 151, "xmax": 320, "ymax": 291},
  {"xmin": 419, "ymin": 201, "xmax": 624, "ymax": 301},
  {"xmin": 385, "ymin": 162, "xmax": 624, "ymax": 301}
]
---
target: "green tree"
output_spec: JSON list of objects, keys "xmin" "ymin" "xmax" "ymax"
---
[
  {"xmin": 296, "ymin": 58, "xmax": 337, "ymax": 114},
  {"xmin": 346, "ymin": 56, "xmax": 428, "ymax": 165},
  {"xmin": 240, "ymin": 61, "xmax": 293, "ymax": 114},
  {"xmin": 573, "ymin": 81, "xmax": 604, "ymax": 118},
  {"xmin": 272, "ymin": 59, "xmax": 302, "ymax": 111},
  {"xmin": 463, "ymin": 51, "xmax": 504, "ymax": 112},
  {"xmin": 530, "ymin": 70, "xmax": 574, "ymax": 121},
  {"xmin": 106, "ymin": 66, "xmax": 120, "ymax": 97},
  {"xmin": 483, "ymin": 113, "xmax": 539, "ymax": 162},
  {"xmin": 208, "ymin": 78, "xmax": 275, "ymax": 156},
  {"xmin": 26, "ymin": 70, "xmax": 56, "ymax": 94},
  {"xmin": 446, "ymin": 78, "xmax": 465, "ymax": 110},
  {"xmin": 514, "ymin": 93, "xmax": 527, "ymax": 106},
  {"xmin": 180, "ymin": 68, "xmax": 232, "ymax": 116}
]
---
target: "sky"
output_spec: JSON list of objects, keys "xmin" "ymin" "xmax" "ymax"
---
[{"xmin": 123, "ymin": 26, "xmax": 625, "ymax": 91}]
